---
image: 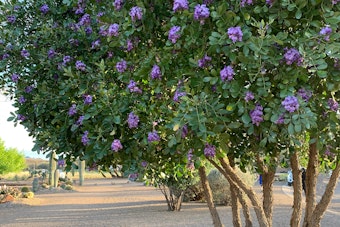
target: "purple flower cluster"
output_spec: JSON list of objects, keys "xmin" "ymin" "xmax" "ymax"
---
[
  {"xmin": 284, "ymin": 48, "xmax": 303, "ymax": 65},
  {"xmin": 198, "ymin": 54, "xmax": 212, "ymax": 68},
  {"xmin": 128, "ymin": 80, "xmax": 142, "ymax": 94},
  {"xmin": 128, "ymin": 112, "xmax": 139, "ymax": 128},
  {"xmin": 173, "ymin": 0, "xmax": 189, "ymax": 12},
  {"xmin": 220, "ymin": 65, "xmax": 235, "ymax": 82},
  {"xmin": 7, "ymin": 15, "xmax": 16, "ymax": 23},
  {"xmin": 282, "ymin": 96, "xmax": 299, "ymax": 112},
  {"xmin": 113, "ymin": 0, "xmax": 124, "ymax": 11},
  {"xmin": 320, "ymin": 26, "xmax": 332, "ymax": 41},
  {"xmin": 18, "ymin": 96, "xmax": 26, "ymax": 104},
  {"xmin": 11, "ymin": 73, "xmax": 19, "ymax": 83},
  {"xmin": 193, "ymin": 4, "xmax": 210, "ymax": 24},
  {"xmin": 83, "ymin": 95, "xmax": 92, "ymax": 105},
  {"xmin": 173, "ymin": 90, "xmax": 186, "ymax": 102},
  {"xmin": 85, "ymin": 26, "xmax": 92, "ymax": 35},
  {"xmin": 129, "ymin": 6, "xmax": 143, "ymax": 21},
  {"xmin": 40, "ymin": 4, "xmax": 49, "ymax": 14},
  {"xmin": 249, "ymin": 104, "xmax": 264, "ymax": 126},
  {"xmin": 17, "ymin": 114, "xmax": 26, "ymax": 121},
  {"xmin": 91, "ymin": 39, "xmax": 100, "ymax": 49},
  {"xmin": 126, "ymin": 39, "xmax": 134, "ymax": 51},
  {"xmin": 48, "ymin": 49, "xmax": 56, "ymax": 59},
  {"xmin": 76, "ymin": 60, "xmax": 86, "ymax": 71},
  {"xmin": 150, "ymin": 65, "xmax": 162, "ymax": 79},
  {"xmin": 333, "ymin": 0, "xmax": 340, "ymax": 4},
  {"xmin": 68, "ymin": 104, "xmax": 77, "ymax": 116},
  {"xmin": 25, "ymin": 86, "xmax": 34, "ymax": 93},
  {"xmin": 266, "ymin": 0, "xmax": 275, "ymax": 6},
  {"xmin": 244, "ymin": 91, "xmax": 255, "ymax": 102},
  {"xmin": 181, "ymin": 125, "xmax": 188, "ymax": 138},
  {"xmin": 111, "ymin": 139, "xmax": 123, "ymax": 152},
  {"xmin": 81, "ymin": 131, "xmax": 89, "ymax": 145},
  {"xmin": 187, "ymin": 148, "xmax": 194, "ymax": 170},
  {"xmin": 76, "ymin": 115, "xmax": 85, "ymax": 125},
  {"xmin": 240, "ymin": 0, "xmax": 253, "ymax": 7},
  {"xmin": 1, "ymin": 53, "xmax": 10, "ymax": 60},
  {"xmin": 63, "ymin": 56, "xmax": 72, "ymax": 65},
  {"xmin": 204, "ymin": 143, "xmax": 216, "ymax": 158},
  {"xmin": 297, "ymin": 88, "xmax": 312, "ymax": 102},
  {"xmin": 108, "ymin": 24, "xmax": 120, "ymax": 37},
  {"xmin": 21, "ymin": 49, "xmax": 30, "ymax": 58},
  {"xmin": 227, "ymin": 27, "xmax": 243, "ymax": 43},
  {"xmin": 148, "ymin": 131, "xmax": 160, "ymax": 142},
  {"xmin": 141, "ymin": 161, "xmax": 148, "ymax": 168},
  {"xmin": 328, "ymin": 98, "xmax": 339, "ymax": 111},
  {"xmin": 275, "ymin": 114, "xmax": 285, "ymax": 125},
  {"xmin": 116, "ymin": 60, "xmax": 127, "ymax": 73},
  {"xmin": 79, "ymin": 14, "xmax": 91, "ymax": 26},
  {"xmin": 168, "ymin": 26, "xmax": 181, "ymax": 44}
]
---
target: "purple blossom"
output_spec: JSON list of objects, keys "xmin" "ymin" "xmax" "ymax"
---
[
  {"xmin": 85, "ymin": 26, "xmax": 93, "ymax": 35},
  {"xmin": 2, "ymin": 53, "xmax": 10, "ymax": 60},
  {"xmin": 297, "ymin": 88, "xmax": 312, "ymax": 102},
  {"xmin": 150, "ymin": 65, "xmax": 162, "ymax": 79},
  {"xmin": 240, "ymin": 0, "xmax": 253, "ymax": 7},
  {"xmin": 113, "ymin": 0, "xmax": 124, "ymax": 11},
  {"xmin": 275, "ymin": 114, "xmax": 285, "ymax": 125},
  {"xmin": 18, "ymin": 96, "xmax": 26, "ymax": 104},
  {"xmin": 21, "ymin": 49, "xmax": 30, "ymax": 58},
  {"xmin": 57, "ymin": 160, "xmax": 65, "ymax": 167},
  {"xmin": 79, "ymin": 14, "xmax": 91, "ymax": 26},
  {"xmin": 333, "ymin": 0, "xmax": 340, "ymax": 4},
  {"xmin": 111, "ymin": 139, "xmax": 123, "ymax": 152},
  {"xmin": 320, "ymin": 26, "xmax": 332, "ymax": 41},
  {"xmin": 107, "ymin": 51, "xmax": 113, "ymax": 58},
  {"xmin": 127, "ymin": 112, "xmax": 139, "ymax": 128},
  {"xmin": 168, "ymin": 26, "xmax": 181, "ymax": 43},
  {"xmin": 203, "ymin": 0, "xmax": 214, "ymax": 4},
  {"xmin": 127, "ymin": 80, "xmax": 142, "ymax": 94},
  {"xmin": 76, "ymin": 60, "xmax": 86, "ymax": 71},
  {"xmin": 40, "ymin": 4, "xmax": 49, "ymax": 14},
  {"xmin": 129, "ymin": 6, "xmax": 143, "ymax": 21},
  {"xmin": 69, "ymin": 39, "xmax": 79, "ymax": 46},
  {"xmin": 328, "ymin": 98, "xmax": 339, "ymax": 112},
  {"xmin": 81, "ymin": 131, "xmax": 89, "ymax": 145},
  {"xmin": 181, "ymin": 125, "xmax": 188, "ymax": 138},
  {"xmin": 282, "ymin": 96, "xmax": 299, "ymax": 113},
  {"xmin": 193, "ymin": 4, "xmax": 210, "ymax": 24},
  {"xmin": 91, "ymin": 39, "xmax": 100, "ymax": 49},
  {"xmin": 198, "ymin": 54, "xmax": 212, "ymax": 68},
  {"xmin": 97, "ymin": 12, "xmax": 105, "ymax": 17},
  {"xmin": 266, "ymin": 0, "xmax": 275, "ymax": 7},
  {"xmin": 76, "ymin": 115, "xmax": 85, "ymax": 125},
  {"xmin": 173, "ymin": 0, "xmax": 189, "ymax": 12},
  {"xmin": 75, "ymin": 7, "xmax": 84, "ymax": 15},
  {"xmin": 220, "ymin": 65, "xmax": 235, "ymax": 82},
  {"xmin": 48, "ymin": 49, "xmax": 56, "ymax": 59},
  {"xmin": 68, "ymin": 104, "xmax": 77, "ymax": 116},
  {"xmin": 173, "ymin": 90, "xmax": 186, "ymax": 102},
  {"xmin": 83, "ymin": 95, "xmax": 92, "ymax": 105},
  {"xmin": 204, "ymin": 143, "xmax": 216, "ymax": 158},
  {"xmin": 324, "ymin": 145, "xmax": 335, "ymax": 158},
  {"xmin": 11, "ymin": 73, "xmax": 19, "ymax": 83},
  {"xmin": 227, "ymin": 27, "xmax": 243, "ymax": 43},
  {"xmin": 284, "ymin": 48, "xmax": 303, "ymax": 65},
  {"xmin": 108, "ymin": 24, "xmax": 119, "ymax": 37},
  {"xmin": 17, "ymin": 114, "xmax": 26, "ymax": 121},
  {"xmin": 7, "ymin": 15, "xmax": 16, "ymax": 23},
  {"xmin": 187, "ymin": 148, "xmax": 193, "ymax": 162},
  {"xmin": 126, "ymin": 39, "xmax": 134, "ymax": 51},
  {"xmin": 245, "ymin": 91, "xmax": 254, "ymax": 102},
  {"xmin": 141, "ymin": 161, "xmax": 148, "ymax": 168},
  {"xmin": 99, "ymin": 26, "xmax": 108, "ymax": 36},
  {"xmin": 63, "ymin": 56, "xmax": 72, "ymax": 65},
  {"xmin": 148, "ymin": 131, "xmax": 160, "ymax": 143},
  {"xmin": 25, "ymin": 86, "xmax": 34, "ymax": 93},
  {"xmin": 250, "ymin": 104, "xmax": 264, "ymax": 126},
  {"xmin": 116, "ymin": 60, "xmax": 127, "ymax": 73}
]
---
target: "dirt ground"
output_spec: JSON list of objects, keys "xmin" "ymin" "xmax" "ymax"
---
[{"xmin": 0, "ymin": 178, "xmax": 340, "ymax": 227}]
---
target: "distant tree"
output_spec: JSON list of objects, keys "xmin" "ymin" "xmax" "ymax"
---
[{"xmin": 0, "ymin": 138, "xmax": 26, "ymax": 175}]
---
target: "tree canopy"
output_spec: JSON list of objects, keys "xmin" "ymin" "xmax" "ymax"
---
[{"xmin": 0, "ymin": 138, "xmax": 26, "ymax": 175}]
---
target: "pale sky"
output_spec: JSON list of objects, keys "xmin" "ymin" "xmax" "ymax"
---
[{"xmin": 0, "ymin": 94, "xmax": 46, "ymax": 159}]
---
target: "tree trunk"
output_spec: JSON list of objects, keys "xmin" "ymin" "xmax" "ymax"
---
[
  {"xmin": 236, "ymin": 186, "xmax": 253, "ymax": 227},
  {"xmin": 228, "ymin": 156, "xmax": 242, "ymax": 227},
  {"xmin": 303, "ymin": 142, "xmax": 319, "ymax": 227},
  {"xmin": 217, "ymin": 158, "xmax": 269, "ymax": 227},
  {"xmin": 290, "ymin": 151, "xmax": 303, "ymax": 227},
  {"xmin": 307, "ymin": 160, "xmax": 340, "ymax": 226},
  {"xmin": 198, "ymin": 166, "xmax": 224, "ymax": 227},
  {"xmin": 262, "ymin": 170, "xmax": 275, "ymax": 227}
]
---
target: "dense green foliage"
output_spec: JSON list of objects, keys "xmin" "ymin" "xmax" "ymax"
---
[{"xmin": 0, "ymin": 138, "xmax": 26, "ymax": 174}]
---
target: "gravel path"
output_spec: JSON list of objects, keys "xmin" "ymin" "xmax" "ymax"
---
[{"xmin": 0, "ymin": 178, "xmax": 339, "ymax": 227}]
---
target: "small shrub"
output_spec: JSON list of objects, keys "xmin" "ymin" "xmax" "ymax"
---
[
  {"xmin": 64, "ymin": 185, "xmax": 73, "ymax": 190},
  {"xmin": 41, "ymin": 183, "xmax": 49, "ymax": 189},
  {"xmin": 21, "ymin": 187, "xmax": 31, "ymax": 193},
  {"xmin": 0, "ymin": 185, "xmax": 22, "ymax": 198}
]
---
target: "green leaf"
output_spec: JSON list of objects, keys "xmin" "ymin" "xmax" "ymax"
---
[
  {"xmin": 294, "ymin": 124, "xmax": 302, "ymax": 133},
  {"xmin": 288, "ymin": 123, "xmax": 294, "ymax": 135},
  {"xmin": 295, "ymin": 9, "xmax": 302, "ymax": 19},
  {"xmin": 241, "ymin": 114, "xmax": 251, "ymax": 124},
  {"xmin": 113, "ymin": 116, "xmax": 121, "ymax": 124}
]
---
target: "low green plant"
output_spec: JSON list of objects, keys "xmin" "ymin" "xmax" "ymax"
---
[
  {"xmin": 22, "ymin": 191, "xmax": 34, "ymax": 198},
  {"xmin": 21, "ymin": 187, "xmax": 31, "ymax": 193}
]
